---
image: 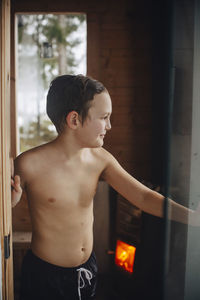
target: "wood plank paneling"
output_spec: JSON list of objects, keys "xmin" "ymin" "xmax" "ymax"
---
[{"xmin": 87, "ymin": 13, "xmax": 100, "ymax": 78}]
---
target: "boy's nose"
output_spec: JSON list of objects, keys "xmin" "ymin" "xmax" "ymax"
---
[{"xmin": 106, "ymin": 120, "xmax": 111, "ymax": 131}]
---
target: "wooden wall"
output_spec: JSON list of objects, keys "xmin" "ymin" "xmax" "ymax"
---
[
  {"xmin": 12, "ymin": 0, "xmax": 154, "ymax": 232},
  {"xmin": 98, "ymin": 1, "xmax": 152, "ymax": 177}
]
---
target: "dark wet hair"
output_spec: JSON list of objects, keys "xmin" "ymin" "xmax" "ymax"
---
[{"xmin": 46, "ymin": 74, "xmax": 106, "ymax": 133}]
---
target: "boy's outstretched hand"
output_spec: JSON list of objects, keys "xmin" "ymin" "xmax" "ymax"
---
[{"xmin": 11, "ymin": 158, "xmax": 22, "ymax": 208}]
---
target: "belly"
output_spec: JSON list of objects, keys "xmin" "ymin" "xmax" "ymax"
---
[{"xmin": 30, "ymin": 204, "xmax": 94, "ymax": 267}]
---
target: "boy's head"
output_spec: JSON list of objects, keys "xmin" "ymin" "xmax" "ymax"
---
[{"xmin": 46, "ymin": 74, "xmax": 106, "ymax": 133}]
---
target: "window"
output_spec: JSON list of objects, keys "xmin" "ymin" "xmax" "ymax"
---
[{"xmin": 16, "ymin": 13, "xmax": 87, "ymax": 153}]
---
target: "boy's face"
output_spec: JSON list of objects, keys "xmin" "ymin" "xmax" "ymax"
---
[{"xmin": 76, "ymin": 91, "xmax": 112, "ymax": 148}]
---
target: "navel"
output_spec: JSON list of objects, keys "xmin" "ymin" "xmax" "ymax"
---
[
  {"xmin": 48, "ymin": 197, "xmax": 56, "ymax": 203},
  {"xmin": 81, "ymin": 247, "xmax": 85, "ymax": 252}
]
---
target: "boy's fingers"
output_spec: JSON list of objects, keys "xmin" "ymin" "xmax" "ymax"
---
[
  {"xmin": 14, "ymin": 175, "xmax": 20, "ymax": 184},
  {"xmin": 11, "ymin": 175, "xmax": 22, "ymax": 192},
  {"xmin": 12, "ymin": 184, "xmax": 22, "ymax": 193}
]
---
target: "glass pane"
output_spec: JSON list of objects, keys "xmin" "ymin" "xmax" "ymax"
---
[{"xmin": 164, "ymin": 1, "xmax": 200, "ymax": 299}]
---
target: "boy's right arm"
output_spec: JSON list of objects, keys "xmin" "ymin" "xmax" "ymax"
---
[
  {"xmin": 100, "ymin": 148, "xmax": 200, "ymax": 226},
  {"xmin": 11, "ymin": 157, "xmax": 24, "ymax": 208}
]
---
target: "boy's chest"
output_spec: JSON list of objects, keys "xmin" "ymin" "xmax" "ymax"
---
[{"xmin": 26, "ymin": 163, "xmax": 101, "ymax": 208}]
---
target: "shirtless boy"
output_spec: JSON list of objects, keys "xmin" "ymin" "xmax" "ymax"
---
[{"xmin": 11, "ymin": 74, "xmax": 199, "ymax": 300}]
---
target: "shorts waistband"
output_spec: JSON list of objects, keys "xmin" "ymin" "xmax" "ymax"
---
[{"xmin": 25, "ymin": 249, "xmax": 95, "ymax": 273}]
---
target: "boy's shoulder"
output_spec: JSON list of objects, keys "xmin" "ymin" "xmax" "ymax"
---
[
  {"xmin": 91, "ymin": 146, "xmax": 110, "ymax": 158},
  {"xmin": 14, "ymin": 143, "xmax": 49, "ymax": 173},
  {"xmin": 15, "ymin": 145, "xmax": 116, "ymax": 175},
  {"xmin": 16, "ymin": 143, "xmax": 45, "ymax": 160},
  {"xmin": 91, "ymin": 147, "xmax": 115, "ymax": 166}
]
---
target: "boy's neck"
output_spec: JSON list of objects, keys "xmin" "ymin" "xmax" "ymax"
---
[{"xmin": 51, "ymin": 132, "xmax": 86, "ymax": 160}]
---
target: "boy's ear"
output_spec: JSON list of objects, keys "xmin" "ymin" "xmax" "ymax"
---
[{"xmin": 66, "ymin": 111, "xmax": 80, "ymax": 129}]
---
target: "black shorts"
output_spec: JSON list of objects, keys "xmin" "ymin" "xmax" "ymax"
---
[{"xmin": 19, "ymin": 249, "xmax": 98, "ymax": 300}]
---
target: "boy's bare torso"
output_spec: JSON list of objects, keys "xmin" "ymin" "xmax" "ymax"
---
[{"xmin": 15, "ymin": 141, "xmax": 107, "ymax": 267}]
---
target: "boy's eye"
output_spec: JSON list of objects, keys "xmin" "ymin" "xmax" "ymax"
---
[{"xmin": 101, "ymin": 114, "xmax": 110, "ymax": 120}]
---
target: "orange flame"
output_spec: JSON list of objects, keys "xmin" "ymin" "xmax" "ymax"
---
[{"xmin": 115, "ymin": 240, "xmax": 136, "ymax": 273}]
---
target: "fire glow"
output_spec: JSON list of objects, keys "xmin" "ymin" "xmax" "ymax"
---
[{"xmin": 115, "ymin": 240, "xmax": 136, "ymax": 273}]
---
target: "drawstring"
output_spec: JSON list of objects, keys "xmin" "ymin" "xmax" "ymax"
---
[{"xmin": 77, "ymin": 267, "xmax": 93, "ymax": 300}]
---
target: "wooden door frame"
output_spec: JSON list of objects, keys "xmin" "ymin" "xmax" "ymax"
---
[{"xmin": 0, "ymin": 0, "xmax": 14, "ymax": 299}]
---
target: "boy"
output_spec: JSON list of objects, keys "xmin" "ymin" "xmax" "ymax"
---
[{"xmin": 11, "ymin": 74, "xmax": 199, "ymax": 300}]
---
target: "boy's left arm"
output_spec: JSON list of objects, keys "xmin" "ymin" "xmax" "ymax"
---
[{"xmin": 101, "ymin": 149, "xmax": 200, "ymax": 226}]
